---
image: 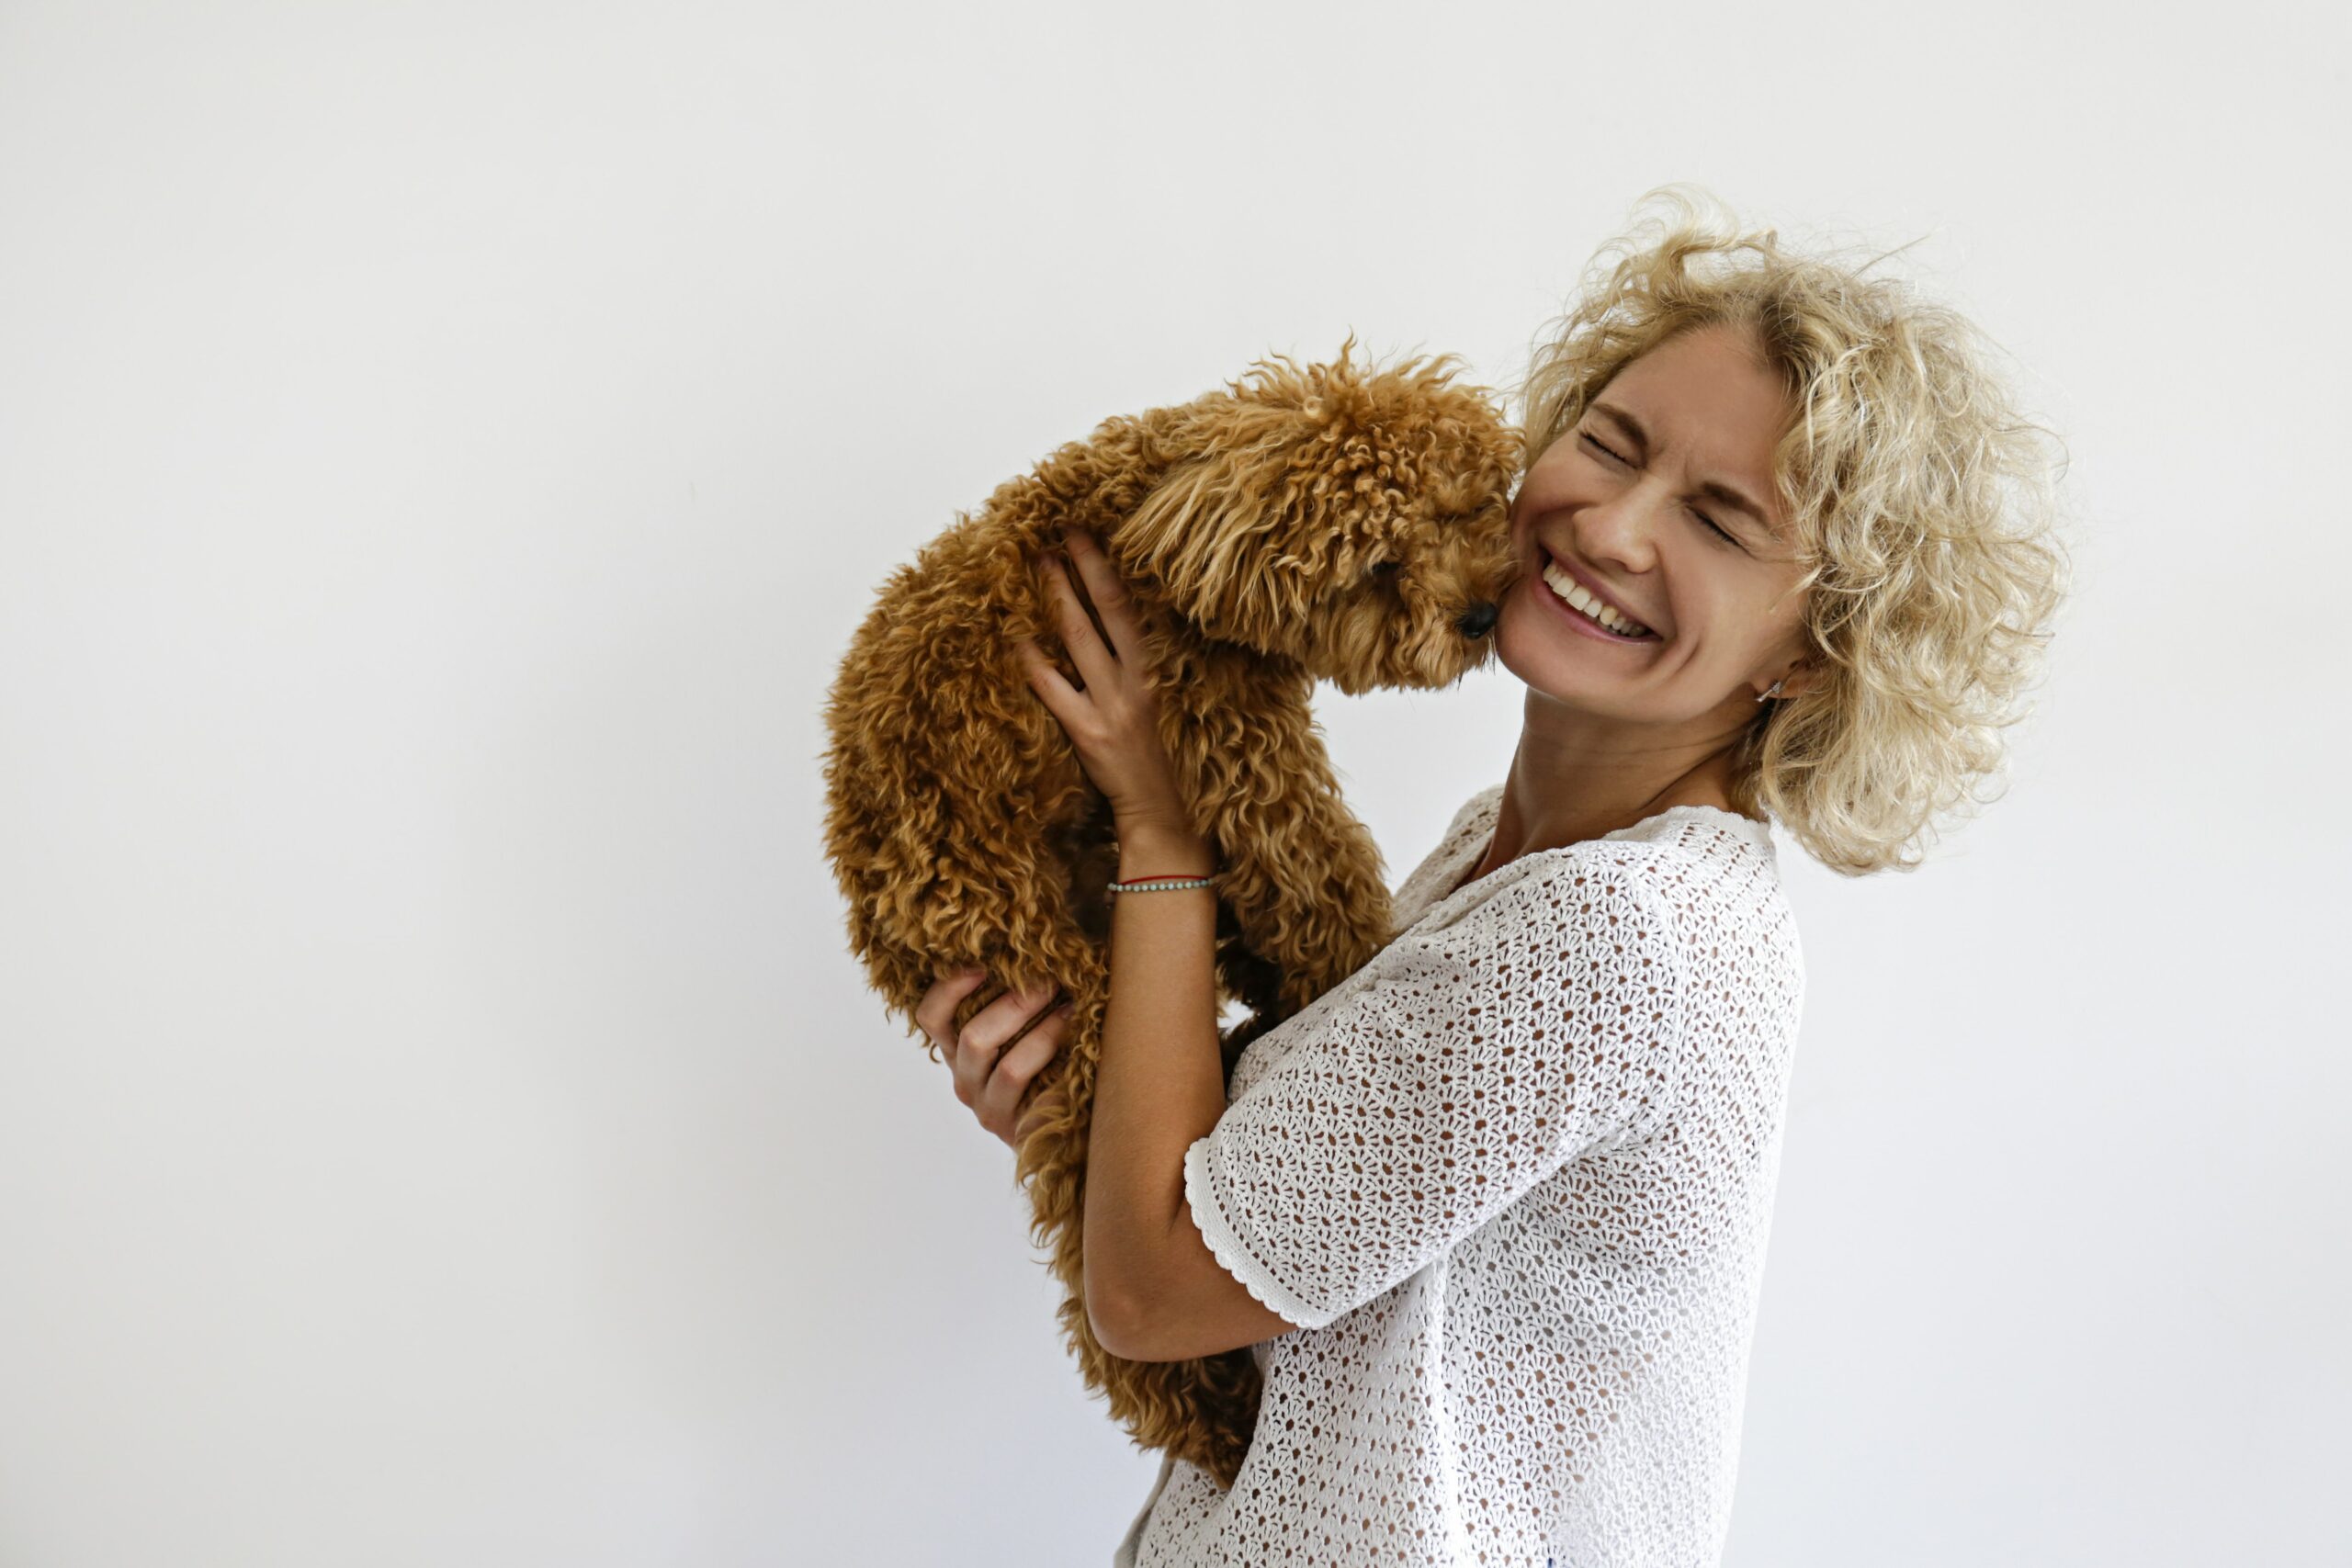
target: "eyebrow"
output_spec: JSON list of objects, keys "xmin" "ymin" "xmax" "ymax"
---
[{"xmin": 1588, "ymin": 401, "xmax": 1779, "ymax": 537}]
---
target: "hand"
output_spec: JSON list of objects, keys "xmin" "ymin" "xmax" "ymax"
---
[
  {"xmin": 916, "ymin": 968, "xmax": 1074, "ymax": 1150},
  {"xmin": 1013, "ymin": 528, "xmax": 1190, "ymax": 834}
]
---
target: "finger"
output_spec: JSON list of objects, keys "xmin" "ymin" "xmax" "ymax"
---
[
  {"xmin": 953, "ymin": 983, "xmax": 1060, "ymax": 1111},
  {"xmin": 1037, "ymin": 552, "xmax": 1119, "ymax": 696},
  {"xmin": 916, "ymin": 967, "xmax": 991, "ymax": 1056},
  {"xmin": 1012, "ymin": 637, "xmax": 1081, "ymax": 716},
  {"xmin": 1012, "ymin": 1077, "xmax": 1069, "ymax": 1145},
  {"xmin": 950, "ymin": 982, "xmax": 1064, "ymax": 1106},
  {"xmin": 982, "ymin": 1003, "xmax": 1072, "ymax": 1136},
  {"xmin": 1060, "ymin": 531, "xmax": 1141, "ymax": 667}
]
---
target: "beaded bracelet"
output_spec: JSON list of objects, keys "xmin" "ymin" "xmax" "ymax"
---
[{"xmin": 1108, "ymin": 873, "xmax": 1218, "ymax": 896}]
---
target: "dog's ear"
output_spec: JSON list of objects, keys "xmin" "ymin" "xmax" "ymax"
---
[
  {"xmin": 1119, "ymin": 445, "xmax": 1313, "ymax": 647},
  {"xmin": 1120, "ymin": 342, "xmax": 1388, "ymax": 648}
]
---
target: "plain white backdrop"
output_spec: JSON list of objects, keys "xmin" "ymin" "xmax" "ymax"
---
[{"xmin": 3, "ymin": 2, "xmax": 2346, "ymax": 1564}]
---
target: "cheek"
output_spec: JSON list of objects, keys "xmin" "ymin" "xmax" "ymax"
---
[
  {"xmin": 1490, "ymin": 576, "xmax": 1551, "ymax": 670},
  {"xmin": 1757, "ymin": 592, "xmax": 1812, "ymax": 657},
  {"xmin": 1683, "ymin": 571, "xmax": 1784, "ymax": 642}
]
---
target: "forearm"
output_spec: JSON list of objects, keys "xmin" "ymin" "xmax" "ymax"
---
[{"xmin": 1083, "ymin": 818, "xmax": 1226, "ymax": 1337}]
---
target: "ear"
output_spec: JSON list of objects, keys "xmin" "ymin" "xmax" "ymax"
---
[
  {"xmin": 1119, "ymin": 355, "xmax": 1349, "ymax": 643},
  {"xmin": 1121, "ymin": 437, "xmax": 1317, "ymax": 644},
  {"xmin": 1768, "ymin": 661, "xmax": 1816, "ymax": 702}
]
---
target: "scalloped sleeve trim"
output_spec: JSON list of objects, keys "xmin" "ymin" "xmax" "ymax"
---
[{"xmin": 1182, "ymin": 1134, "xmax": 1331, "ymax": 1332}]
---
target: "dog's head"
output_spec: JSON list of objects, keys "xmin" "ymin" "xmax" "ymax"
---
[{"xmin": 1120, "ymin": 340, "xmax": 1525, "ymax": 694}]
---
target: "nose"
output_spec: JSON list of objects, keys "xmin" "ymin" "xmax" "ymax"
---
[
  {"xmin": 1578, "ymin": 484, "xmax": 1666, "ymax": 571},
  {"xmin": 1456, "ymin": 602, "xmax": 1498, "ymax": 638}
]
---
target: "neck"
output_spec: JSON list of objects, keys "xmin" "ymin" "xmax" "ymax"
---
[{"xmin": 1467, "ymin": 689, "xmax": 1756, "ymax": 879}]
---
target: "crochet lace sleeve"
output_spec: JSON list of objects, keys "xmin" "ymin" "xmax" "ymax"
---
[{"xmin": 1182, "ymin": 844, "xmax": 1687, "ymax": 1332}]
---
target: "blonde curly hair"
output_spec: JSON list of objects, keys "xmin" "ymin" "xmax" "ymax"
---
[{"xmin": 1513, "ymin": 184, "xmax": 2075, "ymax": 876}]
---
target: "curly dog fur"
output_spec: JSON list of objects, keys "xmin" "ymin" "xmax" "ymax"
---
[{"xmin": 822, "ymin": 339, "xmax": 1524, "ymax": 1488}]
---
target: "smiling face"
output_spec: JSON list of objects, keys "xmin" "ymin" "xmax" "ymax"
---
[{"xmin": 1499, "ymin": 321, "xmax": 1815, "ymax": 732}]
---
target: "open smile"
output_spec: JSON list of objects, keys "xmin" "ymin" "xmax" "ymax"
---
[{"xmin": 1534, "ymin": 547, "xmax": 1661, "ymax": 644}]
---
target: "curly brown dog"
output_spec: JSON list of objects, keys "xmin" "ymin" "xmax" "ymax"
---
[{"xmin": 821, "ymin": 340, "xmax": 1523, "ymax": 1488}]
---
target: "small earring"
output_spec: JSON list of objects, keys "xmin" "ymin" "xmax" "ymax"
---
[{"xmin": 1755, "ymin": 679, "xmax": 1785, "ymax": 705}]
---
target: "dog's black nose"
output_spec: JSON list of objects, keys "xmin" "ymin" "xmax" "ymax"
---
[{"xmin": 1456, "ymin": 602, "xmax": 1498, "ymax": 639}]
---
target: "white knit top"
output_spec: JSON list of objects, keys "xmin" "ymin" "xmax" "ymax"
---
[{"xmin": 1111, "ymin": 783, "xmax": 1805, "ymax": 1568}]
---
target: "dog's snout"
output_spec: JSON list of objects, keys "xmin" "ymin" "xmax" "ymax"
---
[{"xmin": 1456, "ymin": 602, "xmax": 1498, "ymax": 639}]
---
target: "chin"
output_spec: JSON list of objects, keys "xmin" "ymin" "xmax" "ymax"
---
[
  {"xmin": 1492, "ymin": 581, "xmax": 1582, "ymax": 698},
  {"xmin": 1501, "ymin": 574, "xmax": 1675, "ymax": 711}
]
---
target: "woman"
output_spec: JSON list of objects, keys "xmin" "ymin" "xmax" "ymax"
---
[{"xmin": 915, "ymin": 188, "xmax": 2069, "ymax": 1567}]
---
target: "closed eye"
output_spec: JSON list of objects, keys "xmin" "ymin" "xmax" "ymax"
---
[{"xmin": 1577, "ymin": 431, "xmax": 1739, "ymax": 547}]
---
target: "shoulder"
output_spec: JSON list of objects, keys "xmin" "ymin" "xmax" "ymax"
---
[
  {"xmin": 1557, "ymin": 815, "xmax": 1792, "ymax": 945},
  {"xmin": 1426, "ymin": 838, "xmax": 1686, "ymax": 950}
]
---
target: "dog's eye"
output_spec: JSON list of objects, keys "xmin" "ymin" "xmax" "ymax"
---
[{"xmin": 1370, "ymin": 560, "xmax": 1401, "ymax": 580}]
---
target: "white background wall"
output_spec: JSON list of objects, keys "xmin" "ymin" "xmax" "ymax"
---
[{"xmin": 3, "ymin": 3, "xmax": 2345, "ymax": 1564}]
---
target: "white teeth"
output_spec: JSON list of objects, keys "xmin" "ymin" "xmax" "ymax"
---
[{"xmin": 1542, "ymin": 560, "xmax": 1651, "ymax": 637}]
